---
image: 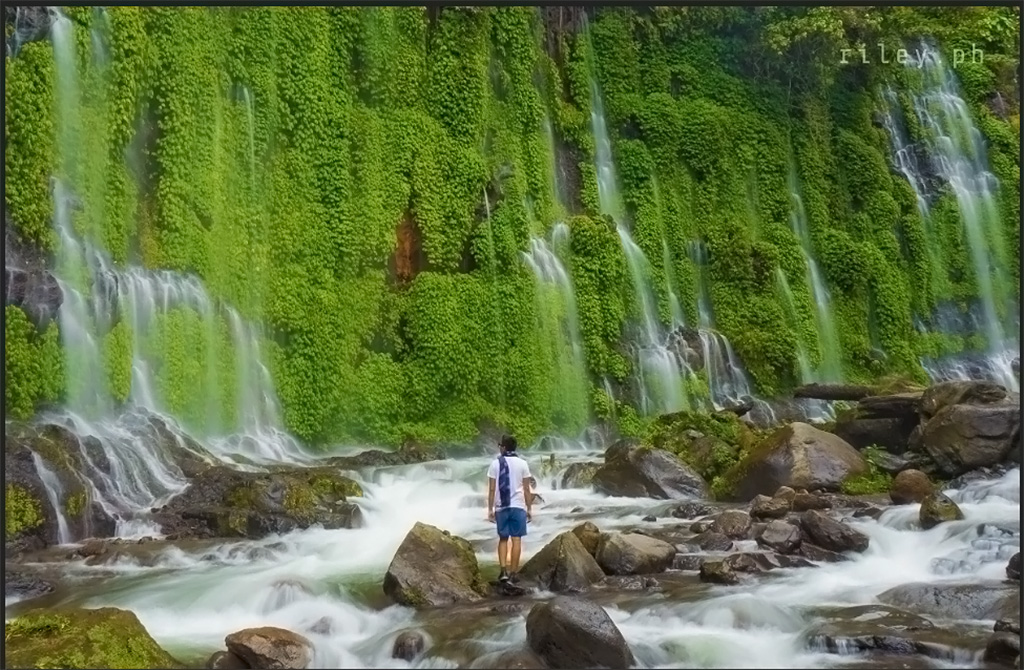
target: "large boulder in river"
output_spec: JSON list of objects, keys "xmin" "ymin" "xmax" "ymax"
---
[
  {"xmin": 4, "ymin": 607, "xmax": 181, "ymax": 669},
  {"xmin": 595, "ymin": 531, "xmax": 676, "ymax": 576},
  {"xmin": 591, "ymin": 439, "xmax": 708, "ymax": 500},
  {"xmin": 919, "ymin": 492, "xmax": 965, "ymax": 530},
  {"xmin": 920, "ymin": 380, "xmax": 1012, "ymax": 420},
  {"xmin": 571, "ymin": 521, "xmax": 601, "ymax": 557},
  {"xmin": 323, "ymin": 440, "xmax": 444, "ymax": 470},
  {"xmin": 878, "ymin": 582, "xmax": 1020, "ymax": 621},
  {"xmin": 154, "ymin": 465, "xmax": 362, "ymax": 540},
  {"xmin": 526, "ymin": 596, "xmax": 635, "ymax": 669},
  {"xmin": 719, "ymin": 423, "xmax": 868, "ymax": 502},
  {"xmin": 520, "ymin": 531, "xmax": 604, "ymax": 592},
  {"xmin": 383, "ymin": 522, "xmax": 488, "ymax": 607},
  {"xmin": 913, "ymin": 400, "xmax": 1019, "ymax": 478},
  {"xmin": 225, "ymin": 627, "xmax": 312, "ymax": 669}
]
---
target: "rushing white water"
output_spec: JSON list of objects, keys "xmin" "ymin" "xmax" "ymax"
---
[
  {"xmin": 30, "ymin": 451, "xmax": 72, "ymax": 545},
  {"xmin": 590, "ymin": 76, "xmax": 625, "ymax": 222},
  {"xmin": 15, "ymin": 451, "xmax": 1017, "ymax": 669}
]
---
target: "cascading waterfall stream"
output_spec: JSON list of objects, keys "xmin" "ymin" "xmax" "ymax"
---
[
  {"xmin": 786, "ymin": 165, "xmax": 843, "ymax": 383},
  {"xmin": 522, "ymin": 224, "xmax": 590, "ymax": 431},
  {"xmin": 31, "ymin": 451, "xmax": 73, "ymax": 545},
  {"xmin": 881, "ymin": 45, "xmax": 1019, "ymax": 391}
]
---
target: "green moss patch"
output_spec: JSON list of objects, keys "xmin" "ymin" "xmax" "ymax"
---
[
  {"xmin": 4, "ymin": 607, "xmax": 182, "ymax": 669},
  {"xmin": 5, "ymin": 484, "xmax": 44, "ymax": 541}
]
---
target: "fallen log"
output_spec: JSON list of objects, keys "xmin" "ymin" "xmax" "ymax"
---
[{"xmin": 793, "ymin": 383, "xmax": 873, "ymax": 402}]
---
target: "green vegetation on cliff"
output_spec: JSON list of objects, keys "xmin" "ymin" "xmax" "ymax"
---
[{"xmin": 4, "ymin": 7, "xmax": 1019, "ymax": 446}]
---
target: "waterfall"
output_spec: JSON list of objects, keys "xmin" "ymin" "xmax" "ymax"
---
[
  {"xmin": 882, "ymin": 46, "xmax": 1019, "ymax": 391},
  {"xmin": 242, "ymin": 86, "xmax": 256, "ymax": 192},
  {"xmin": 542, "ymin": 114, "xmax": 563, "ymax": 211},
  {"xmin": 589, "ymin": 76, "xmax": 625, "ymax": 222},
  {"xmin": 31, "ymin": 451, "xmax": 72, "ymax": 545},
  {"xmin": 687, "ymin": 241, "xmax": 757, "ymax": 411},
  {"xmin": 662, "ymin": 239, "xmax": 686, "ymax": 329},
  {"xmin": 787, "ymin": 165, "xmax": 843, "ymax": 382},
  {"xmin": 522, "ymin": 224, "xmax": 590, "ymax": 431},
  {"xmin": 774, "ymin": 269, "xmax": 815, "ymax": 384}
]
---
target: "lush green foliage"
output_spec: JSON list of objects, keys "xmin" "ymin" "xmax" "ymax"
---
[{"xmin": 4, "ymin": 7, "xmax": 1019, "ymax": 445}]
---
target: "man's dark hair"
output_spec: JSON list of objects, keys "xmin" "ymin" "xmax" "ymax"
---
[{"xmin": 499, "ymin": 434, "xmax": 517, "ymax": 452}]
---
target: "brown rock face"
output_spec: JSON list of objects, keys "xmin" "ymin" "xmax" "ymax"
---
[
  {"xmin": 224, "ymin": 627, "xmax": 313, "ymax": 670},
  {"xmin": 382, "ymin": 522, "xmax": 487, "ymax": 607},
  {"xmin": 889, "ymin": 469, "xmax": 934, "ymax": 505},
  {"xmin": 520, "ymin": 531, "xmax": 605, "ymax": 592},
  {"xmin": 727, "ymin": 423, "xmax": 868, "ymax": 501},
  {"xmin": 526, "ymin": 596, "xmax": 635, "ymax": 669}
]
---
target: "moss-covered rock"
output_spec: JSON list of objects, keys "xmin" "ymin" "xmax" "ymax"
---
[
  {"xmin": 155, "ymin": 465, "xmax": 363, "ymax": 540},
  {"xmin": 383, "ymin": 521, "xmax": 488, "ymax": 608},
  {"xmin": 5, "ymin": 483, "xmax": 44, "ymax": 542},
  {"xmin": 4, "ymin": 607, "xmax": 182, "ymax": 669},
  {"xmin": 919, "ymin": 492, "xmax": 965, "ymax": 530},
  {"xmin": 717, "ymin": 422, "xmax": 868, "ymax": 502},
  {"xmin": 592, "ymin": 439, "xmax": 709, "ymax": 500}
]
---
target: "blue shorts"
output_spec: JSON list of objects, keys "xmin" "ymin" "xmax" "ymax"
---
[{"xmin": 495, "ymin": 507, "xmax": 528, "ymax": 539}]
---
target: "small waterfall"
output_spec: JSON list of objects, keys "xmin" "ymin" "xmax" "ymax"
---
[
  {"xmin": 787, "ymin": 165, "xmax": 843, "ymax": 382},
  {"xmin": 90, "ymin": 7, "xmax": 111, "ymax": 69},
  {"xmin": 522, "ymin": 224, "xmax": 590, "ymax": 430},
  {"xmin": 242, "ymin": 86, "xmax": 256, "ymax": 191},
  {"xmin": 886, "ymin": 46, "xmax": 1019, "ymax": 391},
  {"xmin": 589, "ymin": 76, "xmax": 625, "ymax": 222},
  {"xmin": 542, "ymin": 114, "xmax": 563, "ymax": 211},
  {"xmin": 617, "ymin": 225, "xmax": 688, "ymax": 415},
  {"xmin": 687, "ymin": 241, "xmax": 757, "ymax": 411},
  {"xmin": 774, "ymin": 269, "xmax": 815, "ymax": 384},
  {"xmin": 662, "ymin": 239, "xmax": 685, "ymax": 329},
  {"xmin": 31, "ymin": 451, "xmax": 72, "ymax": 545}
]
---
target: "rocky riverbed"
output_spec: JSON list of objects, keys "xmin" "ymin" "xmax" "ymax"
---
[{"xmin": 4, "ymin": 380, "xmax": 1022, "ymax": 669}]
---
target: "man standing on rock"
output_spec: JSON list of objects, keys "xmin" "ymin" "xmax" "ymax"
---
[{"xmin": 487, "ymin": 434, "xmax": 533, "ymax": 584}]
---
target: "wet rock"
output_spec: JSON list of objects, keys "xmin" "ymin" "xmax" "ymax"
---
[
  {"xmin": 1007, "ymin": 553, "xmax": 1021, "ymax": 581},
  {"xmin": 323, "ymin": 441, "xmax": 444, "ymax": 470},
  {"xmin": 520, "ymin": 531, "xmax": 604, "ymax": 593},
  {"xmin": 526, "ymin": 596, "xmax": 634, "ymax": 669},
  {"xmin": 799, "ymin": 543, "xmax": 848, "ymax": 563},
  {"xmin": 699, "ymin": 560, "xmax": 738, "ymax": 584},
  {"xmin": 5, "ymin": 607, "xmax": 181, "ymax": 669},
  {"xmin": 723, "ymin": 552, "xmax": 783, "ymax": 573},
  {"xmin": 225, "ymin": 627, "xmax": 312, "ymax": 670},
  {"xmin": 996, "ymin": 619, "xmax": 1021, "ymax": 635},
  {"xmin": 834, "ymin": 392, "xmax": 923, "ymax": 453},
  {"xmin": 307, "ymin": 617, "xmax": 333, "ymax": 636},
  {"xmin": 919, "ymin": 380, "xmax": 1010, "ymax": 420},
  {"xmin": 773, "ymin": 486, "xmax": 797, "ymax": 502},
  {"xmin": 560, "ymin": 462, "xmax": 600, "ymax": 489},
  {"xmin": 690, "ymin": 520, "xmax": 712, "ymax": 534},
  {"xmin": 799, "ymin": 510, "xmax": 869, "ymax": 553},
  {"xmin": 570, "ymin": 506, "xmax": 584, "ymax": 513},
  {"xmin": 155, "ymin": 465, "xmax": 363, "ymax": 540},
  {"xmin": 4, "ymin": 567, "xmax": 55, "ymax": 601},
  {"xmin": 383, "ymin": 522, "xmax": 487, "ymax": 607},
  {"xmin": 5, "ymin": 267, "xmax": 63, "ymax": 329},
  {"xmin": 671, "ymin": 501, "xmax": 712, "ymax": 519},
  {"xmin": 673, "ymin": 553, "xmax": 704, "ymax": 570},
  {"xmin": 642, "ymin": 514, "xmax": 657, "ymax": 522},
  {"xmin": 750, "ymin": 494, "xmax": 791, "ymax": 519},
  {"xmin": 697, "ymin": 531, "xmax": 732, "ymax": 551},
  {"xmin": 4, "ymin": 422, "xmax": 118, "ymax": 552},
  {"xmin": 916, "ymin": 402, "xmax": 1019, "ymax": 477},
  {"xmin": 724, "ymin": 423, "xmax": 868, "ymax": 501},
  {"xmin": 392, "ymin": 630, "xmax": 426, "ymax": 661},
  {"xmin": 890, "ymin": 469, "xmax": 934, "ymax": 505},
  {"xmin": 595, "ymin": 531, "xmax": 676, "ymax": 575},
  {"xmin": 918, "ymin": 492, "xmax": 964, "ymax": 530},
  {"xmin": 792, "ymin": 490, "xmax": 832, "ymax": 511},
  {"xmin": 985, "ymin": 633, "xmax": 1021, "ymax": 667},
  {"xmin": 592, "ymin": 439, "xmax": 709, "ymax": 500},
  {"xmin": 878, "ymin": 582, "xmax": 1021, "ymax": 621},
  {"xmin": 710, "ymin": 509, "xmax": 753, "ymax": 539},
  {"xmin": 472, "ymin": 648, "xmax": 548, "ymax": 669},
  {"xmin": 207, "ymin": 651, "xmax": 249, "ymax": 669},
  {"xmin": 852, "ymin": 505, "xmax": 884, "ymax": 520},
  {"xmin": 571, "ymin": 521, "xmax": 601, "ymax": 557},
  {"xmin": 756, "ymin": 519, "xmax": 803, "ymax": 554},
  {"xmin": 808, "ymin": 613, "xmax": 992, "ymax": 662},
  {"xmin": 603, "ymin": 575, "xmax": 661, "ymax": 591}
]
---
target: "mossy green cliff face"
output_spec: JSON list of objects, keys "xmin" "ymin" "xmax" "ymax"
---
[{"xmin": 5, "ymin": 7, "xmax": 1019, "ymax": 446}]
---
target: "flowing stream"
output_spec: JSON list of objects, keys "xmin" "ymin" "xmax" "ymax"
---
[{"xmin": 8, "ymin": 446, "xmax": 1018, "ymax": 669}]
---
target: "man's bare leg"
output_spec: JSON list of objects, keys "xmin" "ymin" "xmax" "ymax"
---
[
  {"xmin": 497, "ymin": 538, "xmax": 510, "ymax": 581},
  {"xmin": 510, "ymin": 537, "xmax": 522, "ymax": 573}
]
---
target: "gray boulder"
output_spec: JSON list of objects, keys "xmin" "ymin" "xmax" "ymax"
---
[
  {"xmin": 520, "ymin": 531, "xmax": 604, "ymax": 592},
  {"xmin": 592, "ymin": 439, "xmax": 708, "ymax": 499},
  {"xmin": 526, "ymin": 596, "xmax": 634, "ymax": 669},
  {"xmin": 799, "ymin": 510, "xmax": 869, "ymax": 553},
  {"xmin": 916, "ymin": 403, "xmax": 1019, "ymax": 477},
  {"xmin": 919, "ymin": 492, "xmax": 965, "ymax": 530},
  {"xmin": 756, "ymin": 520, "xmax": 803, "ymax": 554},
  {"xmin": 382, "ymin": 522, "xmax": 487, "ymax": 607},
  {"xmin": 595, "ymin": 532, "xmax": 676, "ymax": 576},
  {"xmin": 724, "ymin": 423, "xmax": 867, "ymax": 501},
  {"xmin": 224, "ymin": 627, "xmax": 312, "ymax": 670}
]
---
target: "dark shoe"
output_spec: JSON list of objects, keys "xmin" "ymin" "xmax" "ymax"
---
[
  {"xmin": 498, "ymin": 568, "xmax": 510, "ymax": 583},
  {"xmin": 509, "ymin": 572, "xmax": 520, "ymax": 584}
]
